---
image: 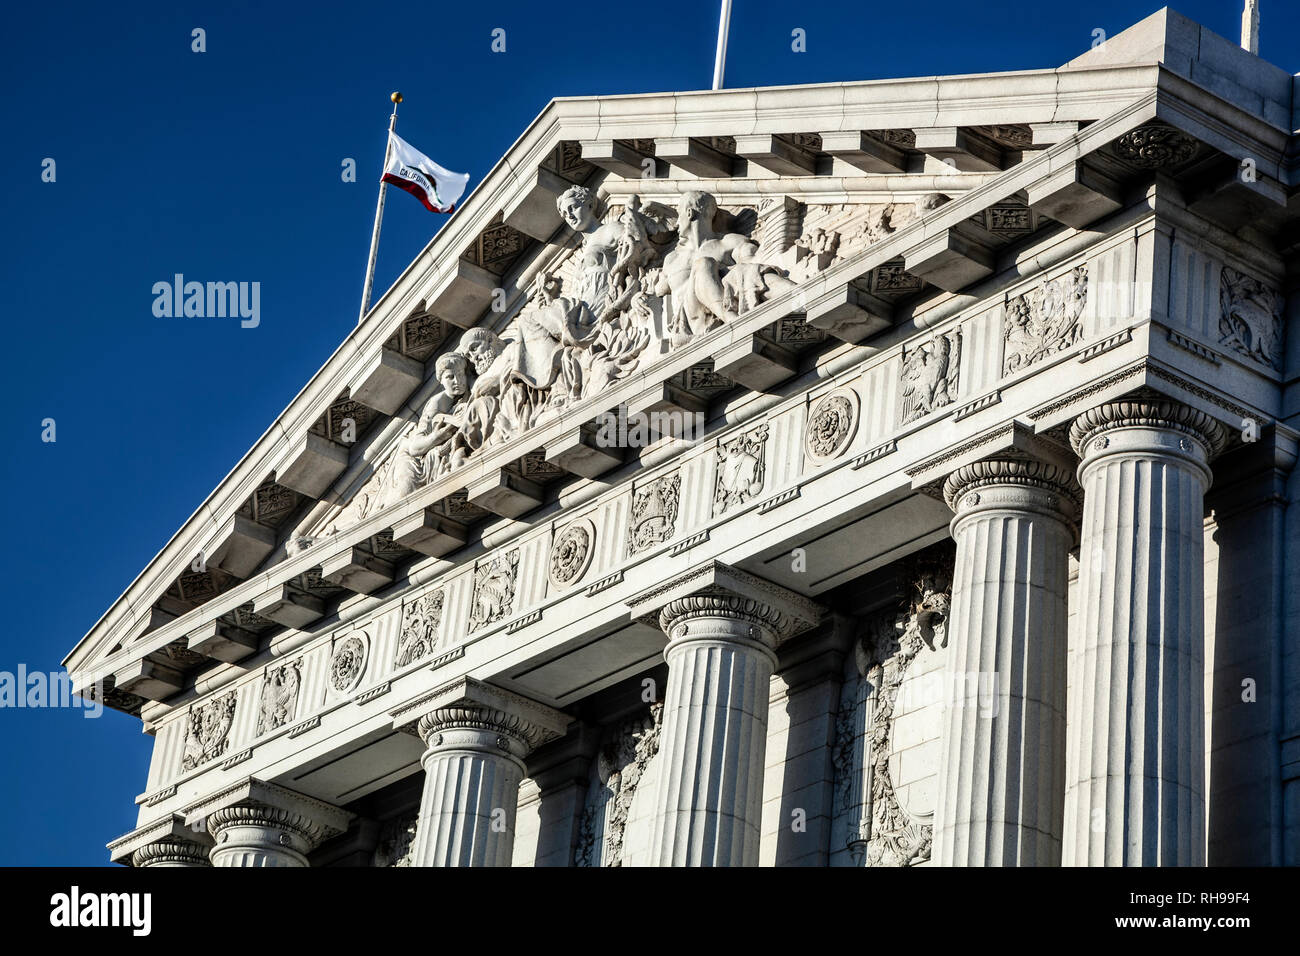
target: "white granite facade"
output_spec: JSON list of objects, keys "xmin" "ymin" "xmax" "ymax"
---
[{"xmin": 84, "ymin": 10, "xmax": 1300, "ymax": 867}]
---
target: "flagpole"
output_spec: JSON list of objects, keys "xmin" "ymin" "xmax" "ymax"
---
[
  {"xmin": 712, "ymin": 0, "xmax": 732, "ymax": 90},
  {"xmin": 358, "ymin": 91, "xmax": 402, "ymax": 325}
]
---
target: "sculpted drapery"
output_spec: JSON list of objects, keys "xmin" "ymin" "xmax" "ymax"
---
[{"xmin": 329, "ymin": 186, "xmax": 797, "ymax": 533}]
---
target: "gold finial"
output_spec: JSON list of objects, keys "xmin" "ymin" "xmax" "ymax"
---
[{"xmin": 390, "ymin": 91, "xmax": 403, "ymax": 104}]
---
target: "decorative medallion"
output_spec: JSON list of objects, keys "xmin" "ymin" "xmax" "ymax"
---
[
  {"xmin": 714, "ymin": 424, "xmax": 770, "ymax": 514},
  {"xmin": 549, "ymin": 517, "xmax": 596, "ymax": 589},
  {"xmin": 805, "ymin": 389, "xmax": 859, "ymax": 464},
  {"xmin": 1113, "ymin": 126, "xmax": 1198, "ymax": 169},
  {"xmin": 627, "ymin": 472, "xmax": 681, "ymax": 555},
  {"xmin": 396, "ymin": 590, "xmax": 444, "ymax": 667},
  {"xmin": 329, "ymin": 632, "xmax": 369, "ymax": 695},
  {"xmin": 181, "ymin": 691, "xmax": 237, "ymax": 772},
  {"xmin": 1219, "ymin": 265, "xmax": 1283, "ymax": 369},
  {"xmin": 256, "ymin": 658, "xmax": 301, "ymax": 736},
  {"xmin": 468, "ymin": 549, "xmax": 520, "ymax": 633}
]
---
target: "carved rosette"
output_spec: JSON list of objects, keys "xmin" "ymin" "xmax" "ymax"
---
[
  {"xmin": 549, "ymin": 517, "xmax": 596, "ymax": 589},
  {"xmin": 805, "ymin": 389, "xmax": 859, "ymax": 464},
  {"xmin": 181, "ymin": 690, "xmax": 237, "ymax": 772},
  {"xmin": 468, "ymin": 549, "xmax": 520, "ymax": 633},
  {"xmin": 396, "ymin": 590, "xmax": 444, "ymax": 668},
  {"xmin": 329, "ymin": 632, "xmax": 369, "ymax": 695},
  {"xmin": 714, "ymin": 424, "xmax": 770, "ymax": 514},
  {"xmin": 1069, "ymin": 399, "xmax": 1227, "ymax": 466}
]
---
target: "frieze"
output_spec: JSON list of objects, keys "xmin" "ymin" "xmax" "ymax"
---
[
  {"xmin": 396, "ymin": 590, "xmax": 445, "ymax": 668},
  {"xmin": 714, "ymin": 424, "xmax": 770, "ymax": 514},
  {"xmin": 899, "ymin": 330, "xmax": 961, "ymax": 425},
  {"xmin": 1003, "ymin": 265, "xmax": 1088, "ymax": 375},
  {"xmin": 256, "ymin": 658, "xmax": 301, "ymax": 736},
  {"xmin": 627, "ymin": 473, "xmax": 681, "ymax": 555},
  {"xmin": 181, "ymin": 690, "xmax": 237, "ymax": 773},
  {"xmin": 1219, "ymin": 266, "xmax": 1282, "ymax": 370},
  {"xmin": 468, "ymin": 549, "xmax": 520, "ymax": 634}
]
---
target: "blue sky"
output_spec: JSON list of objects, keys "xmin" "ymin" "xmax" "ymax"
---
[{"xmin": 1, "ymin": 0, "xmax": 1295, "ymax": 865}]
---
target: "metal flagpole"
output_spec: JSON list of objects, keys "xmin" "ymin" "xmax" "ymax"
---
[
  {"xmin": 1241, "ymin": 0, "xmax": 1260, "ymax": 54},
  {"xmin": 358, "ymin": 91, "xmax": 402, "ymax": 325},
  {"xmin": 712, "ymin": 0, "xmax": 732, "ymax": 90}
]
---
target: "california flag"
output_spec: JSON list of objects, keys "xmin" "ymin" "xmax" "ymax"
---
[{"xmin": 382, "ymin": 133, "xmax": 470, "ymax": 213}]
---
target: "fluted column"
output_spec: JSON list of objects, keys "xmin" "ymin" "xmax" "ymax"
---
[
  {"xmin": 629, "ymin": 561, "xmax": 822, "ymax": 867},
  {"xmin": 184, "ymin": 778, "xmax": 351, "ymax": 867},
  {"xmin": 396, "ymin": 678, "xmax": 569, "ymax": 867},
  {"xmin": 109, "ymin": 814, "xmax": 213, "ymax": 868},
  {"xmin": 934, "ymin": 459, "xmax": 1077, "ymax": 866},
  {"xmin": 1064, "ymin": 399, "xmax": 1225, "ymax": 866}
]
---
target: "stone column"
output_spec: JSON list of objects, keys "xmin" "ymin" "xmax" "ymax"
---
[
  {"xmin": 109, "ymin": 813, "xmax": 213, "ymax": 868},
  {"xmin": 394, "ymin": 678, "xmax": 569, "ymax": 867},
  {"xmin": 934, "ymin": 459, "xmax": 1077, "ymax": 866},
  {"xmin": 1064, "ymin": 399, "xmax": 1225, "ymax": 866},
  {"xmin": 628, "ymin": 561, "xmax": 822, "ymax": 867},
  {"xmin": 132, "ymin": 839, "xmax": 212, "ymax": 868},
  {"xmin": 184, "ymin": 778, "xmax": 351, "ymax": 867}
]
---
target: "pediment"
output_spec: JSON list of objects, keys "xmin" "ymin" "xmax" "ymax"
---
[{"xmin": 65, "ymin": 17, "xmax": 1300, "ymax": 713}]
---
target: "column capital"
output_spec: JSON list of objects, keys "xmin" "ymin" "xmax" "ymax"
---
[
  {"xmin": 182, "ymin": 777, "xmax": 351, "ymax": 858},
  {"xmin": 626, "ymin": 560, "xmax": 823, "ymax": 646},
  {"xmin": 942, "ymin": 457, "xmax": 1081, "ymax": 519},
  {"xmin": 108, "ymin": 813, "xmax": 212, "ymax": 867},
  {"xmin": 1069, "ymin": 398, "xmax": 1227, "ymax": 460},
  {"xmin": 390, "ymin": 677, "xmax": 570, "ymax": 759}
]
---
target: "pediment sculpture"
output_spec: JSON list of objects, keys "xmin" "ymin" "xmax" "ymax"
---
[{"xmin": 326, "ymin": 186, "xmax": 803, "ymax": 534}]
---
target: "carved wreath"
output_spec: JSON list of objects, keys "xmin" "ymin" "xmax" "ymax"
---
[
  {"xmin": 549, "ymin": 518, "xmax": 596, "ymax": 589},
  {"xmin": 330, "ymin": 633, "xmax": 368, "ymax": 694},
  {"xmin": 805, "ymin": 389, "xmax": 859, "ymax": 463}
]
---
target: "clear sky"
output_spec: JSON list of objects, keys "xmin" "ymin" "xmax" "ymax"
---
[{"xmin": 2, "ymin": 0, "xmax": 1295, "ymax": 865}]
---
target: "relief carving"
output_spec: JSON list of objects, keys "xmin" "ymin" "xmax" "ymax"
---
[
  {"xmin": 372, "ymin": 811, "xmax": 418, "ymax": 867},
  {"xmin": 549, "ymin": 517, "xmax": 596, "ymax": 589},
  {"xmin": 256, "ymin": 659, "xmax": 301, "ymax": 736},
  {"xmin": 181, "ymin": 690, "xmax": 237, "ymax": 772},
  {"xmin": 575, "ymin": 703, "xmax": 664, "ymax": 867},
  {"xmin": 627, "ymin": 473, "xmax": 681, "ymax": 555},
  {"xmin": 330, "ymin": 632, "xmax": 368, "ymax": 695},
  {"xmin": 714, "ymin": 424, "xmax": 770, "ymax": 514},
  {"xmin": 1219, "ymin": 265, "xmax": 1283, "ymax": 369},
  {"xmin": 1003, "ymin": 264, "xmax": 1088, "ymax": 375},
  {"xmin": 805, "ymin": 389, "xmax": 859, "ymax": 463},
  {"xmin": 329, "ymin": 188, "xmax": 799, "ymax": 532},
  {"xmin": 832, "ymin": 559, "xmax": 952, "ymax": 866},
  {"xmin": 396, "ymin": 590, "xmax": 444, "ymax": 667},
  {"xmin": 899, "ymin": 330, "xmax": 961, "ymax": 425},
  {"xmin": 468, "ymin": 549, "xmax": 520, "ymax": 633}
]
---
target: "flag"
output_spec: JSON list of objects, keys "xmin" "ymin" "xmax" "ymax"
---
[{"xmin": 382, "ymin": 133, "xmax": 470, "ymax": 213}]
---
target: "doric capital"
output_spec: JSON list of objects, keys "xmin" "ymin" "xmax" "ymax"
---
[
  {"xmin": 108, "ymin": 812, "xmax": 213, "ymax": 867},
  {"xmin": 627, "ymin": 560, "xmax": 823, "ymax": 647},
  {"xmin": 1069, "ymin": 399, "xmax": 1227, "ymax": 459},
  {"xmin": 942, "ymin": 457, "xmax": 1081, "ymax": 519},
  {"xmin": 391, "ymin": 677, "xmax": 570, "ymax": 758},
  {"xmin": 182, "ymin": 777, "xmax": 351, "ymax": 853}
]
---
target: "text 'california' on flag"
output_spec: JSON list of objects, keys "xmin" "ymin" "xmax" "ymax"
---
[{"xmin": 382, "ymin": 133, "xmax": 470, "ymax": 214}]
